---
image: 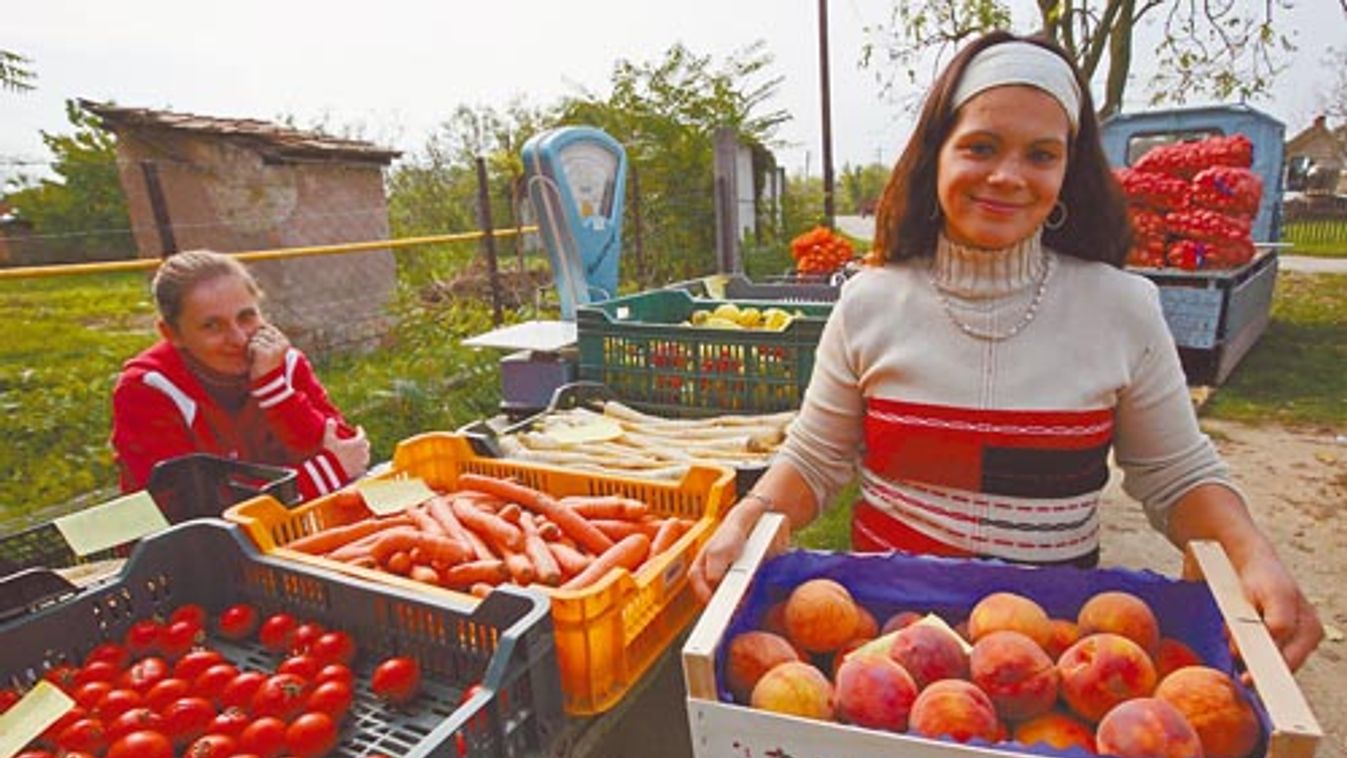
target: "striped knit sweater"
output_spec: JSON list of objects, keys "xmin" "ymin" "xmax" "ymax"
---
[{"xmin": 776, "ymin": 230, "xmax": 1234, "ymax": 563}]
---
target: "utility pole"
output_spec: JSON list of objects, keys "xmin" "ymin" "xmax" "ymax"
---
[{"xmin": 817, "ymin": 0, "xmax": 836, "ymax": 229}]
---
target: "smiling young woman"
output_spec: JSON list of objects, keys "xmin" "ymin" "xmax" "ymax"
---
[
  {"xmin": 690, "ymin": 31, "xmax": 1323, "ymax": 674},
  {"xmin": 110, "ymin": 250, "xmax": 370, "ymax": 505}
]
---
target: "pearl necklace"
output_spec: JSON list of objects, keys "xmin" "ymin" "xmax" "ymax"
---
[{"xmin": 932, "ymin": 253, "xmax": 1055, "ymax": 342}]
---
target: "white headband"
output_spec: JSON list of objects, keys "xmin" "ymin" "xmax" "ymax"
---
[{"xmin": 951, "ymin": 42, "xmax": 1081, "ymax": 133}]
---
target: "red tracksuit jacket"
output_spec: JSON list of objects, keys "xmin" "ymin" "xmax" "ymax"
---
[{"xmin": 111, "ymin": 341, "xmax": 353, "ymax": 503}]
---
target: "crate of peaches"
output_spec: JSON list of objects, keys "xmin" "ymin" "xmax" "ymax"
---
[
  {"xmin": 682, "ymin": 514, "xmax": 1321, "ymax": 758},
  {"xmin": 225, "ymin": 432, "xmax": 735, "ymax": 716},
  {"xmin": 0, "ymin": 519, "xmax": 563, "ymax": 758}
]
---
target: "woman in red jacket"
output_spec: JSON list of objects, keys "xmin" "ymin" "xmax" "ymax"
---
[{"xmin": 111, "ymin": 250, "xmax": 369, "ymax": 502}]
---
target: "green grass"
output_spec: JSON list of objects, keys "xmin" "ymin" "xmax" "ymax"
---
[
  {"xmin": 1282, "ymin": 220, "xmax": 1347, "ymax": 258},
  {"xmin": 1202, "ymin": 272, "xmax": 1347, "ymax": 427}
]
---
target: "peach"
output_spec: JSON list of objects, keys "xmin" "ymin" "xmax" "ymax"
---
[
  {"xmin": 1014, "ymin": 710, "xmax": 1098, "ymax": 752},
  {"xmin": 833, "ymin": 655, "xmax": 919, "ymax": 731},
  {"xmin": 969, "ymin": 630, "xmax": 1059, "ymax": 721},
  {"xmin": 830, "ymin": 636, "xmax": 873, "ymax": 679},
  {"xmin": 853, "ymin": 606, "xmax": 879, "ymax": 639},
  {"xmin": 1096, "ymin": 697, "xmax": 1204, "ymax": 758},
  {"xmin": 726, "ymin": 630, "xmax": 800, "ymax": 704},
  {"xmin": 889, "ymin": 623, "xmax": 969, "ymax": 689},
  {"xmin": 881, "ymin": 610, "xmax": 923, "ymax": 635},
  {"xmin": 1057, "ymin": 632, "xmax": 1158, "ymax": 722},
  {"xmin": 761, "ymin": 601, "xmax": 789, "ymax": 638},
  {"xmin": 1154, "ymin": 637, "xmax": 1204, "ymax": 679},
  {"xmin": 1044, "ymin": 618, "xmax": 1081, "ymax": 662},
  {"xmin": 968, "ymin": 592, "xmax": 1053, "ymax": 649},
  {"xmin": 750, "ymin": 661, "xmax": 834, "ymax": 720},
  {"xmin": 908, "ymin": 679, "xmax": 1000, "ymax": 744},
  {"xmin": 1077, "ymin": 591, "xmax": 1161, "ymax": 654},
  {"xmin": 1156, "ymin": 666, "xmax": 1260, "ymax": 758},
  {"xmin": 783, "ymin": 579, "xmax": 859, "ymax": 653}
]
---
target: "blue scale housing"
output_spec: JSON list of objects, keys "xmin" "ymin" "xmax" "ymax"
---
[{"xmin": 522, "ymin": 126, "xmax": 628, "ymax": 319}]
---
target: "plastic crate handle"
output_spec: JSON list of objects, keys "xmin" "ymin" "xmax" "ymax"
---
[{"xmin": 147, "ymin": 454, "xmax": 301, "ymax": 522}]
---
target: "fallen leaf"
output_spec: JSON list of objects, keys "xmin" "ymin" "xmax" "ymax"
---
[{"xmin": 1313, "ymin": 452, "xmax": 1337, "ymax": 465}]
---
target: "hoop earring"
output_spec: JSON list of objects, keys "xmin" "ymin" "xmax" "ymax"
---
[{"xmin": 1044, "ymin": 200, "xmax": 1068, "ymax": 230}]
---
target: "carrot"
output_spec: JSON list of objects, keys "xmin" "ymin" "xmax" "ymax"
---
[
  {"xmin": 561, "ymin": 496, "xmax": 651, "ymax": 521},
  {"xmin": 457, "ymin": 473, "xmax": 614, "ymax": 556},
  {"xmin": 470, "ymin": 583, "xmax": 494, "ymax": 598},
  {"xmin": 548, "ymin": 542, "xmax": 592, "ymax": 579},
  {"xmin": 409, "ymin": 564, "xmax": 441, "ymax": 585},
  {"xmin": 371, "ymin": 531, "xmax": 472, "ymax": 567},
  {"xmin": 497, "ymin": 502, "xmax": 522, "ymax": 525},
  {"xmin": 386, "ymin": 551, "xmax": 413, "ymax": 575},
  {"xmin": 407, "ymin": 506, "xmax": 447, "ymax": 536},
  {"xmin": 650, "ymin": 518, "xmax": 686, "ymax": 556},
  {"xmin": 520, "ymin": 513, "xmax": 563, "ymax": 586},
  {"xmin": 500, "ymin": 548, "xmax": 537, "ymax": 585},
  {"xmin": 326, "ymin": 525, "xmax": 417, "ymax": 562},
  {"xmin": 287, "ymin": 516, "xmax": 410, "ymax": 555},
  {"xmin": 560, "ymin": 534, "xmax": 650, "ymax": 591},
  {"xmin": 451, "ymin": 498, "xmax": 524, "ymax": 553},
  {"xmin": 536, "ymin": 520, "xmax": 562, "ymax": 542},
  {"xmin": 442, "ymin": 559, "xmax": 509, "ymax": 588},
  {"xmin": 427, "ymin": 496, "xmax": 494, "ymax": 560},
  {"xmin": 590, "ymin": 519, "xmax": 646, "ymax": 541},
  {"xmin": 351, "ymin": 556, "xmax": 377, "ymax": 569}
]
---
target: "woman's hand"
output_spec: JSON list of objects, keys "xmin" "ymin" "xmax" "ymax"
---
[
  {"xmin": 247, "ymin": 323, "xmax": 291, "ymax": 380},
  {"xmin": 323, "ymin": 417, "xmax": 370, "ymax": 480},
  {"xmin": 689, "ymin": 497, "xmax": 771, "ymax": 603},
  {"xmin": 1231, "ymin": 545, "xmax": 1323, "ymax": 672}
]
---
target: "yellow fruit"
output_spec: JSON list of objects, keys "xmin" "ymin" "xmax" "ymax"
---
[
  {"xmin": 737, "ymin": 307, "xmax": 763, "ymax": 328},
  {"xmin": 712, "ymin": 303, "xmax": 741, "ymax": 321},
  {"xmin": 690, "ymin": 310, "xmax": 711, "ymax": 326}
]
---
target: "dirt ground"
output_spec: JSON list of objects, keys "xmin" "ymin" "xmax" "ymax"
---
[{"xmin": 1097, "ymin": 419, "xmax": 1347, "ymax": 757}]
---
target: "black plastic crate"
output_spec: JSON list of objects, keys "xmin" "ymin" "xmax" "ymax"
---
[
  {"xmin": 461, "ymin": 381, "xmax": 767, "ymax": 499},
  {"xmin": 0, "ymin": 520, "xmax": 564, "ymax": 757},
  {"xmin": 0, "ymin": 453, "xmax": 298, "ymax": 577}
]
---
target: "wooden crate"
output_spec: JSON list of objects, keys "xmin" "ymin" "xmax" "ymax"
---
[{"xmin": 682, "ymin": 513, "xmax": 1322, "ymax": 758}]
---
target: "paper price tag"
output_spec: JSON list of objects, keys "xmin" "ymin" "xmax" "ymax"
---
[
  {"xmin": 357, "ymin": 477, "xmax": 437, "ymax": 516},
  {"xmin": 0, "ymin": 681, "xmax": 75, "ymax": 758},
  {"xmin": 53, "ymin": 490, "xmax": 169, "ymax": 558}
]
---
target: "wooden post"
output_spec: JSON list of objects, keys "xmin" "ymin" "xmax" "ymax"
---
[
  {"xmin": 140, "ymin": 161, "xmax": 177, "ymax": 257},
  {"xmin": 475, "ymin": 157, "xmax": 503, "ymax": 326},
  {"xmin": 817, "ymin": 0, "xmax": 836, "ymax": 229}
]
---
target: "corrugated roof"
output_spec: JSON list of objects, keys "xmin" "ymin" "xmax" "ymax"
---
[{"xmin": 80, "ymin": 99, "xmax": 401, "ymax": 165}]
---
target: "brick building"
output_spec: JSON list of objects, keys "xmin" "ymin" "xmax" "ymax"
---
[{"xmin": 82, "ymin": 100, "xmax": 402, "ymax": 356}]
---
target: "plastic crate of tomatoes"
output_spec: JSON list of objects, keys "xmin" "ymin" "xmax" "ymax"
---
[{"xmin": 0, "ymin": 519, "xmax": 564, "ymax": 758}]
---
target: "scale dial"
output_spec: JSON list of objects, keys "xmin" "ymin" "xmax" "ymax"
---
[{"xmin": 557, "ymin": 141, "xmax": 617, "ymax": 221}]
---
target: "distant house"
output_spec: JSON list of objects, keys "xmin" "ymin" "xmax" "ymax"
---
[
  {"xmin": 81, "ymin": 100, "xmax": 402, "ymax": 356},
  {"xmin": 1285, "ymin": 115, "xmax": 1347, "ymax": 195}
]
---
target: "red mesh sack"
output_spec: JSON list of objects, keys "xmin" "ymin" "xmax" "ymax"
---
[{"xmin": 1187, "ymin": 166, "xmax": 1262, "ymax": 217}]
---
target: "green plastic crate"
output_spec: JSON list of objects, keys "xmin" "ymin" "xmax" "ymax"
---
[{"xmin": 576, "ymin": 288, "xmax": 833, "ymax": 416}]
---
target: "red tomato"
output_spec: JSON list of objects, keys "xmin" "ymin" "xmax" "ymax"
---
[
  {"xmin": 277, "ymin": 654, "xmax": 322, "ymax": 681},
  {"xmin": 173, "ymin": 650, "xmax": 226, "ymax": 682},
  {"xmin": 219, "ymin": 670, "xmax": 269, "ymax": 711},
  {"xmin": 120, "ymin": 656, "xmax": 170, "ymax": 692},
  {"xmin": 305, "ymin": 680, "xmax": 353, "ymax": 719},
  {"xmin": 94, "ymin": 687, "xmax": 144, "ymax": 721},
  {"xmin": 309, "ymin": 631, "xmax": 356, "ymax": 665},
  {"xmin": 106, "ymin": 706, "xmax": 165, "ymax": 740},
  {"xmin": 143, "ymin": 677, "xmax": 192, "ymax": 712},
  {"xmin": 42, "ymin": 664, "xmax": 79, "ymax": 692},
  {"xmin": 168, "ymin": 603, "xmax": 207, "ymax": 629},
  {"xmin": 314, "ymin": 664, "xmax": 353, "ymax": 687},
  {"xmin": 106, "ymin": 729, "xmax": 174, "ymax": 758},
  {"xmin": 185, "ymin": 733, "xmax": 239, "ymax": 758},
  {"xmin": 124, "ymin": 619, "xmax": 163, "ymax": 655},
  {"xmin": 73, "ymin": 680, "xmax": 114, "ymax": 709},
  {"xmin": 39, "ymin": 704, "xmax": 87, "ymax": 744},
  {"xmin": 286, "ymin": 711, "xmax": 338, "ymax": 758},
  {"xmin": 257, "ymin": 613, "xmax": 298, "ymax": 652},
  {"xmin": 13, "ymin": 750, "xmax": 56, "ymax": 758},
  {"xmin": 209, "ymin": 706, "xmax": 251, "ymax": 738},
  {"xmin": 251, "ymin": 673, "xmax": 311, "ymax": 721},
  {"xmin": 289, "ymin": 622, "xmax": 325, "ymax": 654},
  {"xmin": 192, "ymin": 662, "xmax": 240, "ymax": 704},
  {"xmin": 0, "ymin": 687, "xmax": 19, "ymax": 714},
  {"xmin": 216, "ymin": 603, "xmax": 259, "ymax": 641},
  {"xmin": 74, "ymin": 660, "xmax": 120, "ymax": 686},
  {"xmin": 55, "ymin": 717, "xmax": 107, "ymax": 754},
  {"xmin": 238, "ymin": 716, "xmax": 288, "ymax": 758},
  {"xmin": 160, "ymin": 696, "xmax": 215, "ymax": 746},
  {"xmin": 371, "ymin": 656, "xmax": 421, "ymax": 704},
  {"xmin": 159, "ymin": 619, "xmax": 202, "ymax": 660}
]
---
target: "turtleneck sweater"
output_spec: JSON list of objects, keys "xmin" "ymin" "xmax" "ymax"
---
[{"xmin": 775, "ymin": 230, "xmax": 1234, "ymax": 561}]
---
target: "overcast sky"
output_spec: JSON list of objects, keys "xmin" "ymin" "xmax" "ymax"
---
[{"xmin": 4, "ymin": 0, "xmax": 1342, "ymax": 187}]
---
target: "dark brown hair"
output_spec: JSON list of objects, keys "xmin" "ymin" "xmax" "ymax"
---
[
  {"xmin": 152, "ymin": 250, "xmax": 262, "ymax": 328},
  {"xmin": 871, "ymin": 30, "xmax": 1132, "ymax": 266}
]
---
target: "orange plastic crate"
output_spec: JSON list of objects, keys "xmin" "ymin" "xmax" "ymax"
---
[{"xmin": 225, "ymin": 432, "xmax": 734, "ymax": 715}]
